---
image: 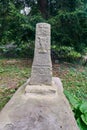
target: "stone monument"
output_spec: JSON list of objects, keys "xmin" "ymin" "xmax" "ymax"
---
[
  {"xmin": 0, "ymin": 23, "xmax": 79, "ymax": 130},
  {"xmin": 29, "ymin": 23, "xmax": 52, "ymax": 85}
]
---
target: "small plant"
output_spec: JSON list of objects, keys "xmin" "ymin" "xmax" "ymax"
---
[{"xmin": 64, "ymin": 90, "xmax": 87, "ymax": 130}]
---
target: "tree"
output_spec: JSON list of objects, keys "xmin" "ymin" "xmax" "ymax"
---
[
  {"xmin": 37, "ymin": 0, "xmax": 48, "ymax": 19},
  {"xmin": 0, "ymin": 0, "xmax": 87, "ymax": 58}
]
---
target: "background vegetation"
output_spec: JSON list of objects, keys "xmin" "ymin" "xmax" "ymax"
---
[{"xmin": 0, "ymin": 0, "xmax": 87, "ymax": 60}]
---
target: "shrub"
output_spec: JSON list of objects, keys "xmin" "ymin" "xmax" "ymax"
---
[
  {"xmin": 51, "ymin": 45, "xmax": 81, "ymax": 62},
  {"xmin": 49, "ymin": 10, "xmax": 87, "ymax": 54}
]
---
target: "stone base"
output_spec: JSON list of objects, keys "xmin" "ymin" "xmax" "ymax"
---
[{"xmin": 0, "ymin": 77, "xmax": 79, "ymax": 130}]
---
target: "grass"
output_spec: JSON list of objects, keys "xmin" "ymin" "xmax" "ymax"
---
[
  {"xmin": 0, "ymin": 58, "xmax": 87, "ymax": 111},
  {"xmin": 53, "ymin": 62, "xmax": 87, "ymax": 100},
  {"xmin": 62, "ymin": 68, "xmax": 87, "ymax": 100},
  {"xmin": 0, "ymin": 58, "xmax": 31, "ymax": 110},
  {"xmin": 0, "ymin": 87, "xmax": 16, "ymax": 110}
]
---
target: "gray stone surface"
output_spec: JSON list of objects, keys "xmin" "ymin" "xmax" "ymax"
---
[
  {"xmin": 29, "ymin": 23, "xmax": 52, "ymax": 85},
  {"xmin": 0, "ymin": 78, "xmax": 79, "ymax": 130}
]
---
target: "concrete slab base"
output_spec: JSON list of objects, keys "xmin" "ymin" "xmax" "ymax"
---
[{"xmin": 0, "ymin": 77, "xmax": 79, "ymax": 130}]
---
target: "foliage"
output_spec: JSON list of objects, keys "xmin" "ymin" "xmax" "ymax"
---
[
  {"xmin": 0, "ymin": 1, "xmax": 45, "ymax": 57},
  {"xmin": 49, "ymin": 9, "xmax": 87, "ymax": 53},
  {"xmin": 0, "ymin": 0, "xmax": 87, "ymax": 58},
  {"xmin": 64, "ymin": 90, "xmax": 87, "ymax": 130},
  {"xmin": 51, "ymin": 45, "xmax": 81, "ymax": 62},
  {"xmin": 0, "ymin": 41, "xmax": 34, "ymax": 58},
  {"xmin": 14, "ymin": 41, "xmax": 34, "ymax": 58}
]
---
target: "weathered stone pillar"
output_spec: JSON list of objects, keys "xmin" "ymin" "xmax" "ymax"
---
[{"xmin": 29, "ymin": 23, "xmax": 52, "ymax": 85}]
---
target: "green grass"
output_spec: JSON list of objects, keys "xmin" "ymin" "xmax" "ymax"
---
[
  {"xmin": 53, "ymin": 62, "xmax": 87, "ymax": 101},
  {"xmin": 0, "ymin": 88, "xmax": 16, "ymax": 110},
  {"xmin": 0, "ymin": 59, "xmax": 31, "ymax": 110},
  {"xmin": 58, "ymin": 64, "xmax": 87, "ymax": 100},
  {"xmin": 0, "ymin": 59, "xmax": 87, "ymax": 111}
]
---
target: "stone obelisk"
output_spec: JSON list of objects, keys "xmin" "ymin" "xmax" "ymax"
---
[{"xmin": 29, "ymin": 23, "xmax": 52, "ymax": 85}]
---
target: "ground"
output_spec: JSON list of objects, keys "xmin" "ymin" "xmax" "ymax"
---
[{"xmin": 0, "ymin": 58, "xmax": 87, "ymax": 110}]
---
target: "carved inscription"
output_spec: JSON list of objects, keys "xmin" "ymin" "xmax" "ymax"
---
[
  {"xmin": 37, "ymin": 24, "xmax": 50, "ymax": 36},
  {"xmin": 37, "ymin": 25, "xmax": 50, "ymax": 36},
  {"xmin": 38, "ymin": 37, "xmax": 48, "ymax": 53}
]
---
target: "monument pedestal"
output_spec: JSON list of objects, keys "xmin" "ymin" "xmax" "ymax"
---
[{"xmin": 0, "ymin": 78, "xmax": 79, "ymax": 130}]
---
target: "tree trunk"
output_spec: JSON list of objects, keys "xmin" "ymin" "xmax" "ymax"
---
[{"xmin": 38, "ymin": 0, "xmax": 48, "ymax": 19}]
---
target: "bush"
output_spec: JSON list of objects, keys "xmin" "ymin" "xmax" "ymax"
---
[
  {"xmin": 0, "ymin": 42, "xmax": 34, "ymax": 58},
  {"xmin": 0, "ymin": 1, "xmax": 87, "ymax": 59},
  {"xmin": 15, "ymin": 41, "xmax": 34, "ymax": 58},
  {"xmin": 51, "ymin": 45, "xmax": 81, "ymax": 62},
  {"xmin": 48, "ymin": 10, "xmax": 87, "ymax": 54}
]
